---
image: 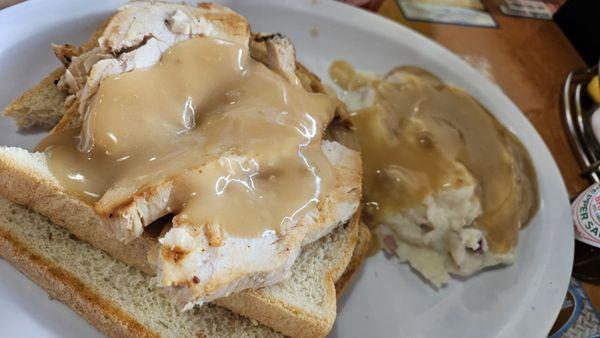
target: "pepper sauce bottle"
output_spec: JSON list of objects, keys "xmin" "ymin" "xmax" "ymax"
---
[{"xmin": 572, "ymin": 183, "xmax": 600, "ymax": 283}]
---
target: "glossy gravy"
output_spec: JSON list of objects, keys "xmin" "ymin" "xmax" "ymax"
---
[
  {"xmin": 330, "ymin": 61, "xmax": 538, "ymax": 253},
  {"xmin": 37, "ymin": 37, "xmax": 335, "ymax": 238}
]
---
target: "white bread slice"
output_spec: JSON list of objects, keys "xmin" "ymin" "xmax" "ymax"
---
[
  {"xmin": 0, "ymin": 146, "xmax": 156, "ymax": 274},
  {"xmin": 2, "ymin": 19, "xmax": 108, "ymax": 129},
  {"xmin": 0, "ymin": 131, "xmax": 361, "ymax": 258},
  {"xmin": 2, "ymin": 67, "xmax": 67, "ymax": 129},
  {"xmin": 0, "ymin": 135, "xmax": 362, "ymax": 338},
  {"xmin": 0, "ymin": 197, "xmax": 367, "ymax": 337},
  {"xmin": 336, "ymin": 213, "xmax": 370, "ymax": 295},
  {"xmin": 216, "ymin": 211, "xmax": 363, "ymax": 338}
]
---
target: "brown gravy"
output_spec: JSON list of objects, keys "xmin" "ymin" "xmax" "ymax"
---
[
  {"xmin": 37, "ymin": 37, "xmax": 336, "ymax": 238},
  {"xmin": 330, "ymin": 60, "xmax": 538, "ymax": 253}
]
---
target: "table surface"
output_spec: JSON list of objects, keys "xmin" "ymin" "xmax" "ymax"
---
[
  {"xmin": 377, "ymin": 0, "xmax": 599, "ymax": 310},
  {"xmin": 0, "ymin": 0, "xmax": 598, "ymax": 326}
]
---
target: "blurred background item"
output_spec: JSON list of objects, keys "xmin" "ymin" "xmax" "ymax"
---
[
  {"xmin": 339, "ymin": 0, "xmax": 385, "ymax": 11},
  {"xmin": 554, "ymin": 0, "xmax": 600, "ymax": 67},
  {"xmin": 563, "ymin": 63, "xmax": 600, "ymax": 284},
  {"xmin": 499, "ymin": 0, "xmax": 563, "ymax": 20}
]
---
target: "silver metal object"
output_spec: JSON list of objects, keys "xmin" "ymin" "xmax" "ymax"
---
[{"xmin": 563, "ymin": 64, "xmax": 600, "ymax": 183}]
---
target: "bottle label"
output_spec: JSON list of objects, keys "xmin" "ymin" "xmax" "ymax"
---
[{"xmin": 573, "ymin": 183, "xmax": 600, "ymax": 248}]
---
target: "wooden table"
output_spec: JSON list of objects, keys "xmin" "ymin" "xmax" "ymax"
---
[
  {"xmin": 376, "ymin": 0, "xmax": 600, "ymax": 311},
  {"xmin": 0, "ymin": 0, "xmax": 21, "ymax": 10}
]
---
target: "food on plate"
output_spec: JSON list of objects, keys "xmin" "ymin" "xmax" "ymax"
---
[
  {"xmin": 0, "ymin": 2, "xmax": 368, "ymax": 337},
  {"xmin": 329, "ymin": 60, "xmax": 539, "ymax": 286}
]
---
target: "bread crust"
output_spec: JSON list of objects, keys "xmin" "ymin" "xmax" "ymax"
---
[
  {"xmin": 0, "ymin": 228, "xmax": 158, "ymax": 338},
  {"xmin": 0, "ymin": 149, "xmax": 156, "ymax": 274},
  {"xmin": 216, "ymin": 213, "xmax": 362, "ymax": 338},
  {"xmin": 2, "ymin": 19, "xmax": 109, "ymax": 130},
  {"xmin": 336, "ymin": 221, "xmax": 371, "ymax": 296},
  {"xmin": 0, "ymin": 198, "xmax": 367, "ymax": 338}
]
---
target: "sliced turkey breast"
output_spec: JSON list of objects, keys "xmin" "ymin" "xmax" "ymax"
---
[{"xmin": 37, "ymin": 1, "xmax": 362, "ymax": 309}]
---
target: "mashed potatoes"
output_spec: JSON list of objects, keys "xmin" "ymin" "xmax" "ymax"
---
[{"xmin": 330, "ymin": 61, "xmax": 538, "ymax": 286}]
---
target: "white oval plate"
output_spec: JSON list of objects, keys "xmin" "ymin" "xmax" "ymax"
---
[{"xmin": 0, "ymin": 1, "xmax": 573, "ymax": 337}]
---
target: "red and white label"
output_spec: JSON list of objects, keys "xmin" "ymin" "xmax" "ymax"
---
[{"xmin": 572, "ymin": 183, "xmax": 600, "ymax": 248}]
